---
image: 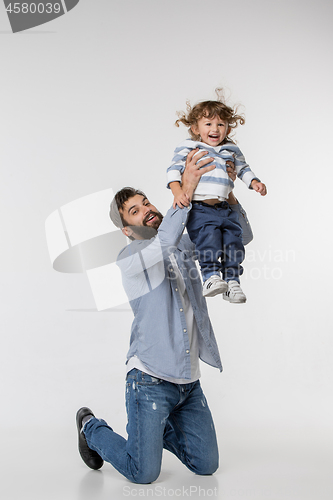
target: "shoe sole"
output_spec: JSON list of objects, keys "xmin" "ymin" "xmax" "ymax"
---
[
  {"xmin": 223, "ymin": 295, "xmax": 247, "ymax": 303},
  {"xmin": 76, "ymin": 408, "xmax": 104, "ymax": 470}
]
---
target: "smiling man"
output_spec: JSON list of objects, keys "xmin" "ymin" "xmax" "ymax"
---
[{"xmin": 75, "ymin": 151, "xmax": 249, "ymax": 483}]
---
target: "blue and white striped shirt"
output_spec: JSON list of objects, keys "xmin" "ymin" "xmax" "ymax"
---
[{"xmin": 167, "ymin": 140, "xmax": 259, "ymax": 200}]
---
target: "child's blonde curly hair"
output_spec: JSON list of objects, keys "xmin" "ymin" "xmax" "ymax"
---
[{"xmin": 175, "ymin": 88, "xmax": 245, "ymax": 143}]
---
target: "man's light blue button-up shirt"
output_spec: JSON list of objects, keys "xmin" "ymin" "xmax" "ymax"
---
[{"xmin": 116, "ymin": 204, "xmax": 223, "ymax": 380}]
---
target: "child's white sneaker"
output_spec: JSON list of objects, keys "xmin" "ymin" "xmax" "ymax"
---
[
  {"xmin": 202, "ymin": 275, "xmax": 228, "ymax": 297},
  {"xmin": 223, "ymin": 280, "xmax": 247, "ymax": 303}
]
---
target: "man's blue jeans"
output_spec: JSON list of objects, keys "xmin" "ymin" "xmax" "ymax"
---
[{"xmin": 83, "ymin": 369, "xmax": 219, "ymax": 484}]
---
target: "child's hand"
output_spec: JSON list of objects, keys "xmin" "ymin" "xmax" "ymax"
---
[
  {"xmin": 251, "ymin": 180, "xmax": 267, "ymax": 196},
  {"xmin": 173, "ymin": 191, "xmax": 190, "ymax": 209}
]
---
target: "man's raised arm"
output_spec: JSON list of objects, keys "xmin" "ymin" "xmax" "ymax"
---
[{"xmin": 117, "ymin": 153, "xmax": 215, "ymax": 277}]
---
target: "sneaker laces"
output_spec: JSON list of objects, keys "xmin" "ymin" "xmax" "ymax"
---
[{"xmin": 227, "ymin": 281, "xmax": 242, "ymax": 295}]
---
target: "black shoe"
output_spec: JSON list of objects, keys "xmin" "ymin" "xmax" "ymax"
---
[{"xmin": 76, "ymin": 407, "xmax": 104, "ymax": 470}]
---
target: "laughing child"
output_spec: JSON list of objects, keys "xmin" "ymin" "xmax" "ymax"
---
[{"xmin": 167, "ymin": 91, "xmax": 267, "ymax": 303}]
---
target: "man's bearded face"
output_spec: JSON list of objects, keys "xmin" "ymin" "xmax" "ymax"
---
[{"xmin": 120, "ymin": 195, "xmax": 163, "ymax": 239}]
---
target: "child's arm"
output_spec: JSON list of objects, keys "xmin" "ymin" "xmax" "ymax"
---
[
  {"xmin": 226, "ymin": 144, "xmax": 266, "ymax": 195},
  {"xmin": 250, "ymin": 179, "xmax": 267, "ymax": 196},
  {"xmin": 169, "ymin": 181, "xmax": 190, "ymax": 209}
]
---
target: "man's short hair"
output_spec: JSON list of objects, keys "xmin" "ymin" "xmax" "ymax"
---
[{"xmin": 109, "ymin": 187, "xmax": 146, "ymax": 228}]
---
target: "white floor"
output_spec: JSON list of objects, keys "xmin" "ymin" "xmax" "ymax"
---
[{"xmin": 2, "ymin": 426, "xmax": 332, "ymax": 500}]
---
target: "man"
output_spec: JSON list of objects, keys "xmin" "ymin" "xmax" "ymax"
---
[{"xmin": 76, "ymin": 151, "xmax": 248, "ymax": 483}]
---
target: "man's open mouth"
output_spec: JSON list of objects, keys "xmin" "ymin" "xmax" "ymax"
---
[{"xmin": 144, "ymin": 213, "xmax": 157, "ymax": 225}]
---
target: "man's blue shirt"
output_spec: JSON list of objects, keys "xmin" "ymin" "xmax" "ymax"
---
[{"xmin": 116, "ymin": 204, "xmax": 223, "ymax": 380}]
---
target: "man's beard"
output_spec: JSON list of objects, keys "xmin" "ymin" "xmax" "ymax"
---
[{"xmin": 129, "ymin": 210, "xmax": 164, "ymax": 239}]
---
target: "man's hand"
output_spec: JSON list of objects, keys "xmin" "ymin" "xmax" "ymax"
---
[
  {"xmin": 182, "ymin": 149, "xmax": 215, "ymax": 201},
  {"xmin": 251, "ymin": 179, "xmax": 267, "ymax": 196}
]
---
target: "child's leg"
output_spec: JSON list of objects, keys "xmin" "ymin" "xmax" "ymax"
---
[
  {"xmin": 220, "ymin": 207, "xmax": 245, "ymax": 282},
  {"xmin": 186, "ymin": 203, "xmax": 229, "ymax": 296},
  {"xmin": 218, "ymin": 205, "xmax": 247, "ymax": 303},
  {"xmin": 228, "ymin": 196, "xmax": 253, "ymax": 246},
  {"xmin": 186, "ymin": 203, "xmax": 223, "ymax": 281}
]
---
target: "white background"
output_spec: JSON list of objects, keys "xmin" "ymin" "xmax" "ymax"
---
[{"xmin": 0, "ymin": 1, "xmax": 332, "ymax": 499}]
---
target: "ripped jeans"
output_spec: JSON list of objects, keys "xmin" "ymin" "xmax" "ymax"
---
[{"xmin": 83, "ymin": 368, "xmax": 219, "ymax": 484}]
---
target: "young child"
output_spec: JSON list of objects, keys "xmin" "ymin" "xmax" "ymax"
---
[{"xmin": 167, "ymin": 92, "xmax": 267, "ymax": 303}]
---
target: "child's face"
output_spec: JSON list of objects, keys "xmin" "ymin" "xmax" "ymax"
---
[{"xmin": 191, "ymin": 115, "xmax": 230, "ymax": 147}]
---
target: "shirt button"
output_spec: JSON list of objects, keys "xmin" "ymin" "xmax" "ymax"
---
[
  {"xmin": 170, "ymin": 268, "xmax": 173, "ymax": 272},
  {"xmin": 186, "ymin": 349, "xmax": 190, "ymax": 354},
  {"xmin": 180, "ymin": 308, "xmax": 183, "ymax": 312},
  {"xmin": 182, "ymin": 222, "xmax": 185, "ymax": 225},
  {"xmin": 175, "ymin": 288, "xmax": 178, "ymax": 292},
  {"xmin": 183, "ymin": 329, "xmax": 187, "ymax": 333}
]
